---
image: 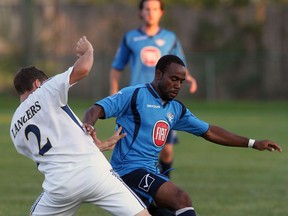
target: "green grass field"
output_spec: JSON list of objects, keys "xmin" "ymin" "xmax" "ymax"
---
[{"xmin": 1, "ymin": 93, "xmax": 287, "ymax": 216}]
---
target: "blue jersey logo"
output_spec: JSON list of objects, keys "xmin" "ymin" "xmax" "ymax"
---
[
  {"xmin": 153, "ymin": 120, "xmax": 170, "ymax": 147},
  {"xmin": 140, "ymin": 46, "xmax": 161, "ymax": 67}
]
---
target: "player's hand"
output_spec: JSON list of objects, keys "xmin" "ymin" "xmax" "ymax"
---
[
  {"xmin": 82, "ymin": 124, "xmax": 126, "ymax": 151},
  {"xmin": 253, "ymin": 140, "xmax": 282, "ymax": 152},
  {"xmin": 186, "ymin": 72, "xmax": 197, "ymax": 94},
  {"xmin": 82, "ymin": 123, "xmax": 95, "ymax": 134},
  {"xmin": 99, "ymin": 126, "xmax": 126, "ymax": 151},
  {"xmin": 76, "ymin": 36, "xmax": 93, "ymax": 58},
  {"xmin": 82, "ymin": 123, "xmax": 101, "ymax": 144}
]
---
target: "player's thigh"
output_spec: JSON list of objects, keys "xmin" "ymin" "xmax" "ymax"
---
[
  {"xmin": 154, "ymin": 181, "xmax": 192, "ymax": 210},
  {"xmin": 86, "ymin": 169, "xmax": 146, "ymax": 216},
  {"xmin": 30, "ymin": 191, "xmax": 80, "ymax": 216},
  {"xmin": 121, "ymin": 169, "xmax": 169, "ymax": 207}
]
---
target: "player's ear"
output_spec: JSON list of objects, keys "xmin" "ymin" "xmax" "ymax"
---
[
  {"xmin": 155, "ymin": 69, "xmax": 163, "ymax": 80},
  {"xmin": 34, "ymin": 79, "xmax": 41, "ymax": 88},
  {"xmin": 138, "ymin": 11, "xmax": 143, "ymax": 20},
  {"xmin": 160, "ymin": 9, "xmax": 164, "ymax": 18}
]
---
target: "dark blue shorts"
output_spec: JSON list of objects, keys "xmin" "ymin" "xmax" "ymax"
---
[
  {"xmin": 121, "ymin": 169, "xmax": 169, "ymax": 207},
  {"xmin": 166, "ymin": 130, "xmax": 179, "ymax": 144}
]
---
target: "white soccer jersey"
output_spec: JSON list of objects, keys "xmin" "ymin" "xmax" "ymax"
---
[
  {"xmin": 10, "ymin": 68, "xmax": 147, "ymax": 215},
  {"xmin": 10, "ymin": 67, "xmax": 105, "ymax": 195}
]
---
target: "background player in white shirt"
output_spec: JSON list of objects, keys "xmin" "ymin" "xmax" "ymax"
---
[{"xmin": 10, "ymin": 36, "xmax": 150, "ymax": 216}]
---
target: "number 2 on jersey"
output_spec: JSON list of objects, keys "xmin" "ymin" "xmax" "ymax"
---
[{"xmin": 25, "ymin": 124, "xmax": 52, "ymax": 155}]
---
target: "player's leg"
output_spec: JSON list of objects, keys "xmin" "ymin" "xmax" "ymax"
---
[
  {"xmin": 122, "ymin": 169, "xmax": 197, "ymax": 215},
  {"xmin": 159, "ymin": 130, "xmax": 178, "ymax": 178},
  {"xmin": 121, "ymin": 169, "xmax": 168, "ymax": 207},
  {"xmin": 121, "ymin": 169, "xmax": 174, "ymax": 216},
  {"xmin": 154, "ymin": 181, "xmax": 197, "ymax": 216},
  {"xmin": 86, "ymin": 169, "xmax": 150, "ymax": 216},
  {"xmin": 30, "ymin": 191, "xmax": 81, "ymax": 216}
]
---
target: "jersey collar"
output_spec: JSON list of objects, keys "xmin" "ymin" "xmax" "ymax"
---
[
  {"xmin": 138, "ymin": 27, "xmax": 162, "ymax": 37},
  {"xmin": 146, "ymin": 83, "xmax": 171, "ymax": 107},
  {"xmin": 146, "ymin": 83, "xmax": 159, "ymax": 98}
]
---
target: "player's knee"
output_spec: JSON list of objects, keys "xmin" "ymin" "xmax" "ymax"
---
[
  {"xmin": 176, "ymin": 190, "xmax": 192, "ymax": 209},
  {"xmin": 164, "ymin": 189, "xmax": 192, "ymax": 210}
]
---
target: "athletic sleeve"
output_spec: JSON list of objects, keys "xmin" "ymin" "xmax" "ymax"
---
[
  {"xmin": 111, "ymin": 34, "xmax": 130, "ymax": 71},
  {"xmin": 173, "ymin": 108, "xmax": 209, "ymax": 136},
  {"xmin": 42, "ymin": 67, "xmax": 73, "ymax": 107}
]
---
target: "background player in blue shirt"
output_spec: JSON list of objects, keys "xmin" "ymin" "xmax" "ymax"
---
[
  {"xmin": 110, "ymin": 0, "xmax": 197, "ymax": 179},
  {"xmin": 83, "ymin": 55, "xmax": 282, "ymax": 216}
]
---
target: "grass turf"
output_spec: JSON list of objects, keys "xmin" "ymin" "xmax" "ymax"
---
[{"xmin": 1, "ymin": 93, "xmax": 287, "ymax": 216}]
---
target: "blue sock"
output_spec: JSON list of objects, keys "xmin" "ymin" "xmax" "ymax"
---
[{"xmin": 175, "ymin": 207, "xmax": 196, "ymax": 216}]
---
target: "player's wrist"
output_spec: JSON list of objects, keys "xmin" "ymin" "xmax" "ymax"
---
[{"xmin": 248, "ymin": 139, "xmax": 255, "ymax": 148}]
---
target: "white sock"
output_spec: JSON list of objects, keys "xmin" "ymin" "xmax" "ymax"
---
[{"xmin": 175, "ymin": 207, "xmax": 195, "ymax": 215}]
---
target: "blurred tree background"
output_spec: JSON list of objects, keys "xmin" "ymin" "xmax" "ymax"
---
[{"xmin": 0, "ymin": 0, "xmax": 287, "ymax": 100}]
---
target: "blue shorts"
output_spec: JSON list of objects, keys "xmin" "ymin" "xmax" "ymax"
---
[
  {"xmin": 121, "ymin": 169, "xmax": 169, "ymax": 207},
  {"xmin": 166, "ymin": 130, "xmax": 179, "ymax": 144}
]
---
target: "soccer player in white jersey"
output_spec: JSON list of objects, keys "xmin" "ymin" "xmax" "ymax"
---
[{"xmin": 10, "ymin": 36, "xmax": 150, "ymax": 216}]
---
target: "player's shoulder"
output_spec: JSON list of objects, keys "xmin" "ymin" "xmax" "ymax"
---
[
  {"xmin": 171, "ymin": 99, "xmax": 186, "ymax": 108},
  {"xmin": 121, "ymin": 28, "xmax": 144, "ymax": 46},
  {"xmin": 116, "ymin": 84, "xmax": 146, "ymax": 99},
  {"xmin": 120, "ymin": 84, "xmax": 146, "ymax": 93},
  {"xmin": 159, "ymin": 28, "xmax": 177, "ymax": 37},
  {"xmin": 124, "ymin": 28, "xmax": 143, "ymax": 38},
  {"xmin": 108, "ymin": 85, "xmax": 144, "ymax": 107},
  {"xmin": 171, "ymin": 99, "xmax": 187, "ymax": 117}
]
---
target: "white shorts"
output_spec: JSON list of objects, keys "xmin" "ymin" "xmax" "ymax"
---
[{"xmin": 30, "ymin": 168, "xmax": 146, "ymax": 216}]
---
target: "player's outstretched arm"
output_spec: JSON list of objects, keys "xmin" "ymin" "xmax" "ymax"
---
[
  {"xmin": 202, "ymin": 125, "xmax": 282, "ymax": 152},
  {"xmin": 70, "ymin": 36, "xmax": 94, "ymax": 85}
]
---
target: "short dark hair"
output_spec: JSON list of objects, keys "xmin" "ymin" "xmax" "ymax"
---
[
  {"xmin": 156, "ymin": 55, "xmax": 185, "ymax": 73},
  {"xmin": 13, "ymin": 66, "xmax": 48, "ymax": 95},
  {"xmin": 139, "ymin": 0, "xmax": 164, "ymax": 11}
]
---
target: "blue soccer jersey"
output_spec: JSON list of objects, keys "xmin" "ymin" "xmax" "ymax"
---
[
  {"xmin": 112, "ymin": 28, "xmax": 186, "ymax": 86},
  {"xmin": 96, "ymin": 84, "xmax": 209, "ymax": 177}
]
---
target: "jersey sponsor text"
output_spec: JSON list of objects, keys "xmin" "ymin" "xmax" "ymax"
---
[
  {"xmin": 140, "ymin": 46, "xmax": 161, "ymax": 67},
  {"xmin": 11, "ymin": 101, "xmax": 41, "ymax": 138},
  {"xmin": 147, "ymin": 104, "xmax": 160, "ymax": 109},
  {"xmin": 153, "ymin": 120, "xmax": 170, "ymax": 147}
]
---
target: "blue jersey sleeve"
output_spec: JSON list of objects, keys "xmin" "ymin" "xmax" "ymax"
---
[
  {"xmin": 96, "ymin": 87, "xmax": 134, "ymax": 118},
  {"xmin": 112, "ymin": 34, "xmax": 130, "ymax": 71},
  {"xmin": 173, "ymin": 108, "xmax": 209, "ymax": 136}
]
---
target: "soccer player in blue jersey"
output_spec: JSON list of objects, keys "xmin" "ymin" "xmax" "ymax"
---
[
  {"xmin": 110, "ymin": 0, "xmax": 197, "ymax": 180},
  {"xmin": 83, "ymin": 54, "xmax": 282, "ymax": 216}
]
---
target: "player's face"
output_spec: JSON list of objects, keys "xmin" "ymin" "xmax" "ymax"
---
[
  {"xmin": 140, "ymin": 0, "xmax": 163, "ymax": 27},
  {"xmin": 157, "ymin": 63, "xmax": 186, "ymax": 101}
]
